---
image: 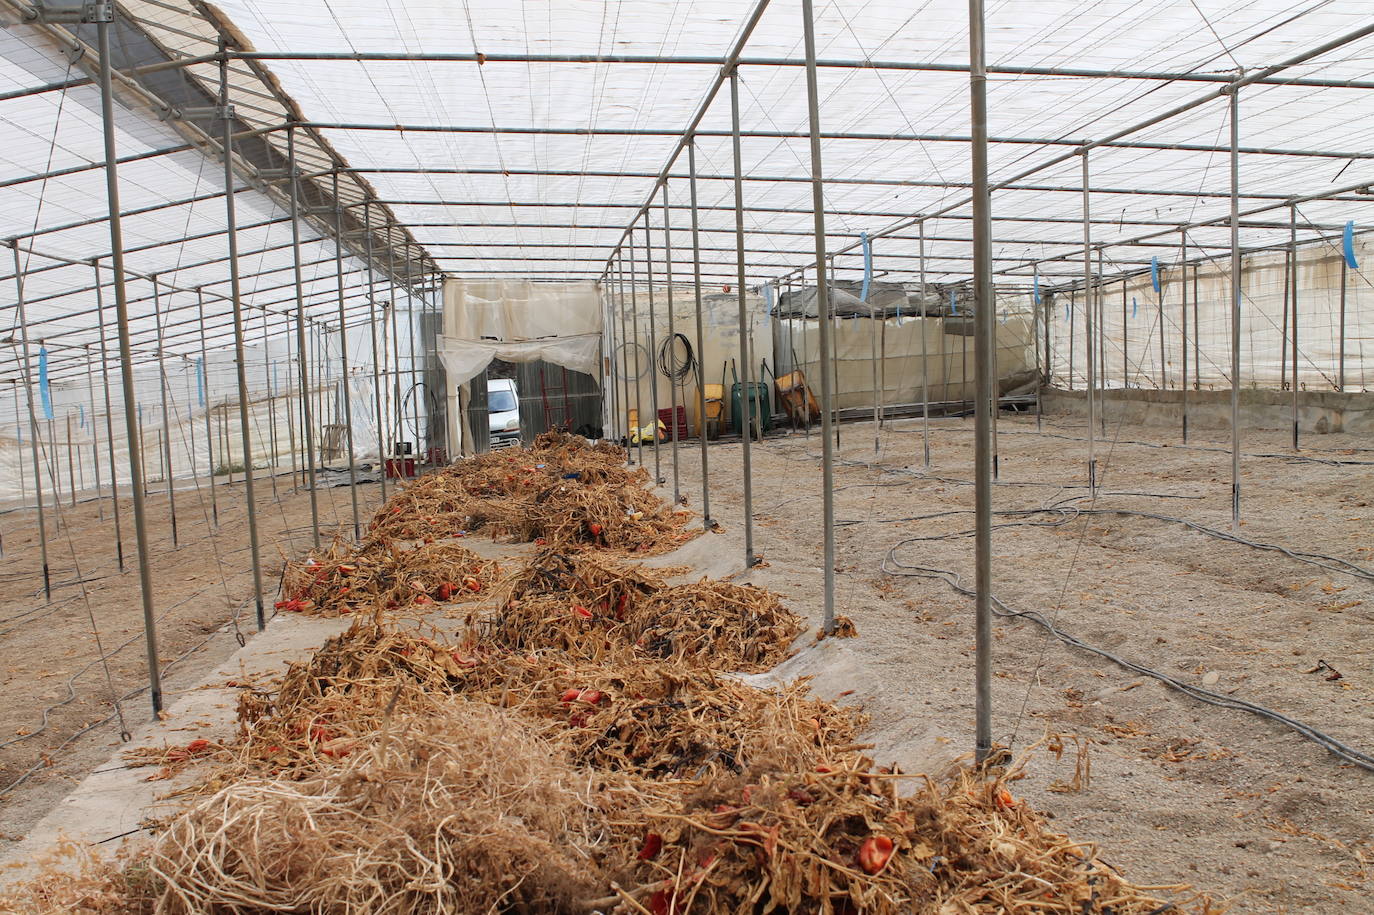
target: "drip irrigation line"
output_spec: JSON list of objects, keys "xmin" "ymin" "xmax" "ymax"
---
[
  {"xmin": 0, "ymin": 597, "xmax": 255, "ymax": 798},
  {"xmin": 879, "ymin": 549, "xmax": 1374, "ymax": 773},
  {"xmin": 657, "ymin": 331, "xmax": 696, "ymax": 384},
  {"xmin": 997, "ymin": 428, "xmax": 1374, "ymax": 466}
]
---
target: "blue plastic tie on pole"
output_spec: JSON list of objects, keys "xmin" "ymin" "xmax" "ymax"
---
[
  {"xmin": 762, "ymin": 283, "xmax": 773, "ymax": 328},
  {"xmin": 196, "ymin": 356, "xmax": 205, "ymax": 406},
  {"xmin": 859, "ymin": 231, "xmax": 873, "ymax": 304},
  {"xmin": 1343, "ymin": 220, "xmax": 1358, "ymax": 269},
  {"xmin": 1132, "ymin": 296, "xmax": 1138, "ymax": 318},
  {"xmin": 1033, "ymin": 269, "xmax": 1041, "ymax": 305},
  {"xmin": 1151, "ymin": 256, "xmax": 1161, "ymax": 293},
  {"xmin": 950, "ymin": 289, "xmax": 958, "ymax": 315},
  {"xmin": 38, "ymin": 346, "xmax": 53, "ymax": 420}
]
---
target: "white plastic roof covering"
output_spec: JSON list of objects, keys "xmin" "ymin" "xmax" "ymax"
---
[{"xmin": 3, "ymin": 0, "xmax": 1374, "ymax": 381}]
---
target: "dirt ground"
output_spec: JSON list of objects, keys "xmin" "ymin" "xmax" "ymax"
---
[
  {"xmin": 661, "ymin": 409, "xmax": 1374, "ymax": 914},
  {"xmin": 0, "ymin": 467, "xmax": 386, "ymax": 851},
  {"xmin": 3, "ymin": 410, "xmax": 1373, "ymax": 913}
]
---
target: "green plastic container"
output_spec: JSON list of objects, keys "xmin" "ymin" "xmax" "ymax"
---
[{"xmin": 730, "ymin": 381, "xmax": 771, "ymax": 437}]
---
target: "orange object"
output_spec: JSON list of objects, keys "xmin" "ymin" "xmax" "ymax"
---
[{"xmin": 857, "ymin": 835, "xmax": 894, "ymax": 874}]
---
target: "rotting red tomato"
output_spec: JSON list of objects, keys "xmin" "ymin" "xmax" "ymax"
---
[
  {"xmin": 637, "ymin": 832, "xmax": 663, "ymax": 861},
  {"xmin": 572, "ymin": 604, "xmax": 594, "ymax": 619},
  {"xmin": 856, "ymin": 835, "xmax": 894, "ymax": 875}
]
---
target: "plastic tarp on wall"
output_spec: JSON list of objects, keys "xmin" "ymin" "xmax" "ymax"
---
[{"xmin": 440, "ymin": 279, "xmax": 604, "ymax": 385}]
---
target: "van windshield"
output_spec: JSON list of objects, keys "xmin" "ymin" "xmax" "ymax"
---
[{"xmin": 488, "ymin": 389, "xmax": 518, "ymax": 413}]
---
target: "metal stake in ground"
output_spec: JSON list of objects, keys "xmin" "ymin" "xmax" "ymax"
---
[
  {"xmin": 287, "ymin": 127, "xmax": 320, "ymax": 547},
  {"xmin": 802, "ymin": 0, "xmax": 835, "ymax": 634},
  {"xmin": 194, "ymin": 290, "xmax": 220, "ymax": 526},
  {"xmin": 968, "ymin": 0, "xmax": 995, "ymax": 764},
  {"xmin": 919, "ymin": 219, "xmax": 931, "ymax": 466},
  {"xmin": 688, "ymin": 139, "xmax": 713, "ymax": 529},
  {"xmin": 1228, "ymin": 81, "xmax": 1242, "ymax": 534},
  {"xmin": 84, "ymin": 344, "xmax": 103, "ymax": 520},
  {"xmin": 1290, "ymin": 205, "xmax": 1300, "ymax": 451},
  {"xmin": 150, "ymin": 276, "xmax": 179, "ymax": 547},
  {"xmin": 662, "ymin": 184, "xmax": 681, "ymax": 503},
  {"xmin": 628, "ymin": 237, "xmax": 645, "ymax": 468},
  {"xmin": 643, "ymin": 220, "xmax": 663, "ymax": 484},
  {"xmin": 11, "ymin": 243, "xmax": 51, "ymax": 601},
  {"xmin": 1080, "ymin": 149, "xmax": 1097, "ymax": 495},
  {"xmin": 98, "ymin": 15, "xmax": 161, "ymax": 713},
  {"xmin": 364, "ymin": 204, "xmax": 388, "ymax": 503},
  {"xmin": 93, "ymin": 260, "xmax": 125, "ymax": 567},
  {"xmin": 332, "ymin": 172, "xmax": 361, "ymax": 541},
  {"xmin": 728, "ymin": 68, "xmax": 757, "ymax": 567},
  {"xmin": 1180, "ymin": 231, "xmax": 1189, "ymax": 443},
  {"xmin": 219, "ymin": 47, "xmax": 266, "ymax": 630}
]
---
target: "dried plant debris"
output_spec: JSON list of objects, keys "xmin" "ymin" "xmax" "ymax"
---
[
  {"xmin": 488, "ymin": 550, "xmax": 804, "ymax": 672},
  {"xmin": 277, "ymin": 538, "xmax": 500, "ymax": 616},
  {"xmin": 367, "ymin": 432, "xmax": 696, "ymax": 554},
  {"xmin": 5, "ymin": 432, "xmax": 1214, "ymax": 914}
]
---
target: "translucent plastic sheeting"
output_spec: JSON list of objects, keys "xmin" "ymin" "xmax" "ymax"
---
[
  {"xmin": 207, "ymin": 0, "xmax": 1374, "ymax": 288},
  {"xmin": 1050, "ymin": 234, "xmax": 1374, "ymax": 392}
]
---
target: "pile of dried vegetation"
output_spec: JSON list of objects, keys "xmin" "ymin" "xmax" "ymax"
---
[{"xmin": 0, "ymin": 439, "xmax": 1215, "ymax": 915}]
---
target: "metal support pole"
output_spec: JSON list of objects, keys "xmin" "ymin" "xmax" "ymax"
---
[
  {"xmin": 66, "ymin": 412, "xmax": 77, "ymax": 506},
  {"xmin": 802, "ymin": 0, "xmax": 835, "ymax": 632},
  {"xmin": 282, "ymin": 311, "xmax": 298, "ymax": 490},
  {"xmin": 1228, "ymin": 82, "xmax": 1242, "ymax": 533},
  {"xmin": 98, "ymin": 18, "xmax": 160, "ymax": 712},
  {"xmin": 1290, "ymin": 205, "xmax": 1300, "ymax": 450},
  {"xmin": 1081, "ymin": 151, "xmax": 1097, "ymax": 494},
  {"xmin": 1338, "ymin": 257, "xmax": 1347, "ymax": 392},
  {"xmin": 194, "ymin": 290, "xmax": 219, "ymax": 525},
  {"xmin": 94, "ymin": 262, "xmax": 125, "ymax": 567},
  {"xmin": 219, "ymin": 49, "xmax": 265, "ymax": 629},
  {"xmin": 604, "ymin": 273, "xmax": 620, "ymax": 447},
  {"xmin": 629, "ymin": 234, "xmax": 645, "ymax": 467},
  {"xmin": 406, "ymin": 250, "xmax": 421, "ymax": 462},
  {"xmin": 1180, "ymin": 232, "xmax": 1189, "ymax": 442},
  {"xmin": 287, "ymin": 127, "xmax": 320, "ymax": 546},
  {"xmin": 261, "ymin": 308, "xmax": 279, "ymax": 500},
  {"xmin": 150, "ymin": 277, "xmax": 178, "ymax": 546},
  {"xmin": 615, "ymin": 258, "xmax": 632, "ymax": 453},
  {"xmin": 688, "ymin": 140, "xmax": 712, "ymax": 528},
  {"xmin": 85, "ymin": 345, "xmax": 102, "ymax": 518},
  {"xmin": 870, "ymin": 269, "xmax": 881, "ymax": 454},
  {"xmin": 643, "ymin": 221, "xmax": 663, "ymax": 483},
  {"xmin": 919, "ymin": 220, "xmax": 931, "ymax": 466},
  {"xmin": 364, "ymin": 204, "xmax": 387, "ymax": 503},
  {"xmin": 729, "ymin": 68, "xmax": 757, "ymax": 567},
  {"xmin": 968, "ymin": 0, "xmax": 995, "ymax": 763},
  {"xmin": 13, "ymin": 244, "xmax": 51, "ymax": 600},
  {"xmin": 332, "ymin": 173, "xmax": 361, "ymax": 540},
  {"xmin": 662, "ymin": 185, "xmax": 681, "ymax": 502},
  {"xmin": 1098, "ymin": 248, "xmax": 1107, "ymax": 437},
  {"xmin": 388, "ymin": 244, "xmax": 404, "ymax": 466}
]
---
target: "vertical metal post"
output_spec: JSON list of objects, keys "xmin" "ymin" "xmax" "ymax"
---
[
  {"xmin": 603, "ymin": 272, "xmax": 620, "ymax": 446},
  {"xmin": 388, "ymin": 244, "xmax": 404, "ymax": 465},
  {"xmin": 1041, "ymin": 286, "xmax": 1050, "ymax": 430},
  {"xmin": 85, "ymin": 345, "xmax": 102, "ymax": 518},
  {"xmin": 219, "ymin": 48, "xmax": 265, "ymax": 629},
  {"xmin": 1228, "ymin": 82, "xmax": 1242, "ymax": 533},
  {"xmin": 94, "ymin": 262, "xmax": 125, "ymax": 566},
  {"xmin": 1081, "ymin": 151, "xmax": 1097, "ymax": 494},
  {"xmin": 1098, "ymin": 249, "xmax": 1106, "ymax": 437},
  {"xmin": 643, "ymin": 221, "xmax": 662, "ymax": 482},
  {"xmin": 968, "ymin": 0, "xmax": 995, "ymax": 763},
  {"xmin": 661, "ymin": 185, "xmax": 681, "ymax": 502},
  {"xmin": 12, "ymin": 245, "xmax": 51, "ymax": 601},
  {"xmin": 628, "ymin": 236, "xmax": 645, "ymax": 467},
  {"xmin": 194, "ymin": 290, "xmax": 219, "ymax": 525},
  {"xmin": 406, "ymin": 251, "xmax": 421, "ymax": 461},
  {"xmin": 66, "ymin": 412, "xmax": 77, "ymax": 506},
  {"xmin": 802, "ymin": 0, "xmax": 834, "ymax": 631},
  {"xmin": 1338, "ymin": 257, "xmax": 1347, "ymax": 392},
  {"xmin": 870, "ymin": 270, "xmax": 881, "ymax": 455},
  {"xmin": 332, "ymin": 173, "xmax": 361, "ymax": 540},
  {"xmin": 97, "ymin": 18, "xmax": 160, "ymax": 711},
  {"xmin": 363, "ymin": 205, "xmax": 387, "ymax": 503},
  {"xmin": 1180, "ymin": 233, "xmax": 1189, "ymax": 442},
  {"xmin": 287, "ymin": 127, "xmax": 320, "ymax": 546},
  {"xmin": 616, "ymin": 258, "xmax": 632, "ymax": 454},
  {"xmin": 260, "ymin": 309, "xmax": 279, "ymax": 500},
  {"xmin": 729, "ymin": 68, "xmax": 757, "ymax": 567},
  {"xmin": 282, "ymin": 311, "xmax": 298, "ymax": 490},
  {"xmin": 919, "ymin": 220, "xmax": 931, "ymax": 466},
  {"xmin": 1122, "ymin": 266, "xmax": 1129, "ymax": 387},
  {"xmin": 1290, "ymin": 205, "xmax": 1300, "ymax": 450},
  {"xmin": 687, "ymin": 140, "xmax": 712, "ymax": 528},
  {"xmin": 150, "ymin": 277, "xmax": 178, "ymax": 546}
]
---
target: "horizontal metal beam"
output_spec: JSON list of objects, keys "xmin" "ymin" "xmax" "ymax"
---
[
  {"xmin": 224, "ymin": 50, "xmax": 1374, "ymax": 91},
  {"xmin": 299, "ymin": 121, "xmax": 1374, "ymax": 160},
  {"xmin": 322, "ymin": 165, "xmax": 1373, "ymax": 205}
]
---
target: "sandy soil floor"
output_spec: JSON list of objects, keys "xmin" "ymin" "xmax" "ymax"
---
[
  {"xmin": 0, "ymin": 466, "xmax": 386, "ymax": 853},
  {"xmin": 655, "ymin": 410, "xmax": 1374, "ymax": 914},
  {"xmin": 4, "ymin": 411, "xmax": 1372, "ymax": 913}
]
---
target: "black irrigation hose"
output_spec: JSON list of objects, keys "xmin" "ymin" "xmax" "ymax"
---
[
  {"xmin": 657, "ymin": 332, "xmax": 696, "ymax": 384},
  {"xmin": 996, "ymin": 427, "xmax": 1374, "ymax": 467},
  {"xmin": 880, "ymin": 547, "xmax": 1374, "ymax": 773}
]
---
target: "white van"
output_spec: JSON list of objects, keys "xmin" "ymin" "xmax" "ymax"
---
[{"xmin": 487, "ymin": 378, "xmax": 521, "ymax": 448}]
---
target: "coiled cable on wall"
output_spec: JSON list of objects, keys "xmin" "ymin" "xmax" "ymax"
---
[{"xmin": 657, "ymin": 332, "xmax": 696, "ymax": 384}]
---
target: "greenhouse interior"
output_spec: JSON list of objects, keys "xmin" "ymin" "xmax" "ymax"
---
[{"xmin": 0, "ymin": 1, "xmax": 1372, "ymax": 912}]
